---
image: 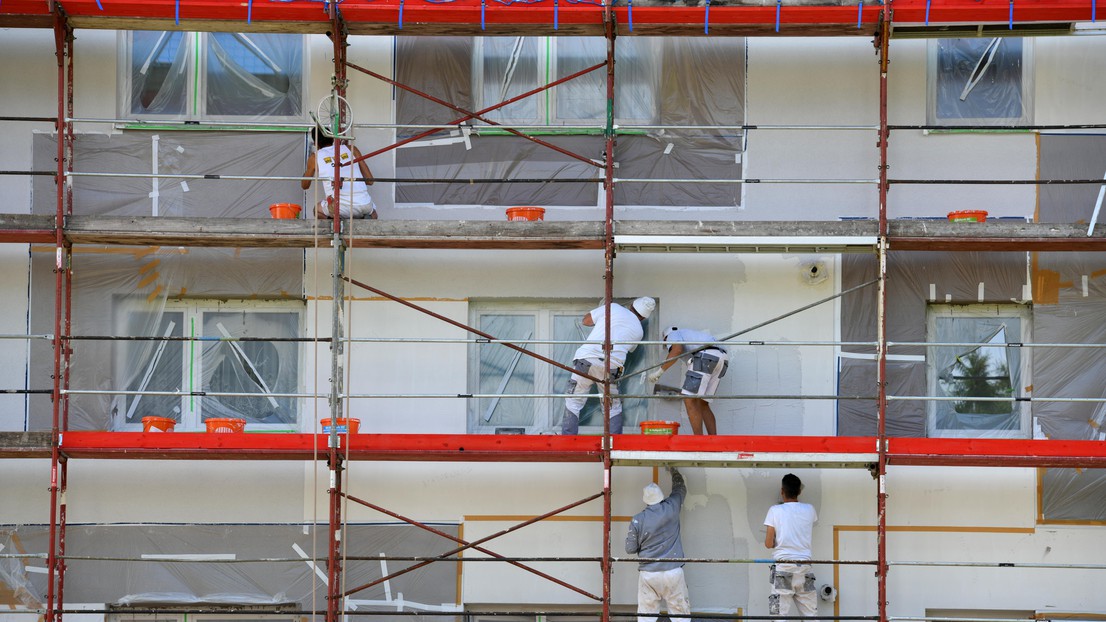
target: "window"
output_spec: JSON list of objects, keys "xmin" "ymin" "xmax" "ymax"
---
[
  {"xmin": 114, "ymin": 299, "xmax": 302, "ymax": 431},
  {"xmin": 928, "ymin": 38, "xmax": 1033, "ymax": 126},
  {"xmin": 122, "ymin": 31, "xmax": 305, "ymax": 120},
  {"xmin": 475, "ymin": 36, "xmax": 658, "ymax": 125},
  {"xmin": 468, "ymin": 301, "xmax": 652, "ymax": 434},
  {"xmin": 926, "ymin": 304, "xmax": 1031, "ymax": 438}
]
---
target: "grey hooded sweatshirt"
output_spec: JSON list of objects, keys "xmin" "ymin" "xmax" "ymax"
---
[{"xmin": 625, "ymin": 469, "xmax": 687, "ymax": 571}]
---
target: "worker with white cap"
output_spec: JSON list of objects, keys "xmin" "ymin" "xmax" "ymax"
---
[
  {"xmin": 626, "ymin": 467, "xmax": 690, "ymax": 622},
  {"xmin": 561, "ymin": 296, "xmax": 655, "ymax": 434},
  {"xmin": 646, "ymin": 326, "xmax": 729, "ymax": 435}
]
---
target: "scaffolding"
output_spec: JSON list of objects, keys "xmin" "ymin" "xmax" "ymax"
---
[{"xmin": 4, "ymin": 1, "xmax": 1106, "ymax": 622}]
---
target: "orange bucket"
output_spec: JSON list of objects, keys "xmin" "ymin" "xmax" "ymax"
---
[
  {"xmin": 640, "ymin": 420, "xmax": 680, "ymax": 435},
  {"xmin": 142, "ymin": 416, "xmax": 176, "ymax": 433},
  {"xmin": 205, "ymin": 418, "xmax": 247, "ymax": 433},
  {"xmin": 947, "ymin": 210, "xmax": 987, "ymax": 223},
  {"xmin": 321, "ymin": 418, "xmax": 360, "ymax": 434},
  {"xmin": 269, "ymin": 203, "xmax": 302, "ymax": 219},
  {"xmin": 506, "ymin": 207, "xmax": 545, "ymax": 221}
]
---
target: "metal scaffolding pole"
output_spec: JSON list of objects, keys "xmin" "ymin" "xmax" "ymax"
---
[
  {"xmin": 326, "ymin": 9, "xmax": 350, "ymax": 622},
  {"xmin": 601, "ymin": 11, "xmax": 618, "ymax": 622},
  {"xmin": 876, "ymin": 7, "xmax": 892, "ymax": 622}
]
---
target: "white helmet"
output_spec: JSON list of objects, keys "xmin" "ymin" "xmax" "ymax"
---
[{"xmin": 632, "ymin": 297, "xmax": 656, "ymax": 319}]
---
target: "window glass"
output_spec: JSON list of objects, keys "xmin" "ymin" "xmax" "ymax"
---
[
  {"xmin": 477, "ymin": 314, "xmax": 537, "ymax": 428},
  {"xmin": 124, "ymin": 31, "xmax": 304, "ymax": 120},
  {"xmin": 201, "ymin": 311, "xmax": 300, "ymax": 425},
  {"xmin": 929, "ymin": 38, "xmax": 1033, "ymax": 125},
  {"xmin": 120, "ymin": 310, "xmax": 185, "ymax": 425},
  {"xmin": 927, "ymin": 305, "xmax": 1030, "ymax": 437},
  {"xmin": 479, "ymin": 37, "xmax": 541, "ymax": 124},
  {"xmin": 129, "ymin": 31, "xmax": 191, "ymax": 116}
]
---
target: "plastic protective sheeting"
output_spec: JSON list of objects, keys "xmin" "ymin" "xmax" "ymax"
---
[
  {"xmin": 395, "ymin": 36, "xmax": 743, "ymax": 210},
  {"xmin": 0, "ymin": 524, "xmax": 459, "ymax": 613},
  {"xmin": 125, "ymin": 32, "xmax": 303, "ymax": 120},
  {"xmin": 33, "ymin": 131, "xmax": 306, "ymax": 218},
  {"xmin": 927, "ymin": 38, "xmax": 1033, "ymax": 126},
  {"xmin": 27, "ymin": 248, "xmax": 305, "ymax": 432}
]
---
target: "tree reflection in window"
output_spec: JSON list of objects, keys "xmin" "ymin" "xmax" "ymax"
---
[{"xmin": 938, "ymin": 324, "xmax": 1013, "ymax": 415}]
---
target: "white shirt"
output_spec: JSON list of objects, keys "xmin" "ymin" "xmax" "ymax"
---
[
  {"xmin": 315, "ymin": 144, "xmax": 373, "ymax": 209},
  {"xmin": 764, "ymin": 501, "xmax": 817, "ymax": 561},
  {"xmin": 573, "ymin": 303, "xmax": 644, "ymax": 368}
]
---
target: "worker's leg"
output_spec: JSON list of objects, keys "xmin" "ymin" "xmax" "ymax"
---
[
  {"xmin": 607, "ymin": 367, "xmax": 624, "ymax": 434},
  {"xmin": 769, "ymin": 564, "xmax": 798, "ymax": 616},
  {"xmin": 683, "ymin": 398, "xmax": 704, "ymax": 435},
  {"xmin": 315, "ymin": 198, "xmax": 331, "ymax": 219},
  {"xmin": 563, "ymin": 359, "xmax": 600, "ymax": 435},
  {"xmin": 636, "ymin": 571, "xmax": 663, "ymax": 622},
  {"xmin": 659, "ymin": 567, "xmax": 691, "ymax": 622},
  {"xmin": 699, "ymin": 400, "xmax": 717, "ymax": 435},
  {"xmin": 791, "ymin": 565, "xmax": 817, "ymax": 617}
]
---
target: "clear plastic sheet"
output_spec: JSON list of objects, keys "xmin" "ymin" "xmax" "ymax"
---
[
  {"xmin": 927, "ymin": 38, "xmax": 1033, "ymax": 126},
  {"xmin": 395, "ymin": 36, "xmax": 744, "ymax": 209},
  {"xmin": 125, "ymin": 32, "xmax": 303, "ymax": 120},
  {"xmin": 0, "ymin": 524, "xmax": 459, "ymax": 613}
]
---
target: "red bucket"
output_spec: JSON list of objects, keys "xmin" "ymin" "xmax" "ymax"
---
[
  {"xmin": 205, "ymin": 418, "xmax": 247, "ymax": 433},
  {"xmin": 142, "ymin": 416, "xmax": 176, "ymax": 433},
  {"xmin": 947, "ymin": 210, "xmax": 987, "ymax": 223},
  {"xmin": 640, "ymin": 420, "xmax": 680, "ymax": 435},
  {"xmin": 270, "ymin": 203, "xmax": 302, "ymax": 219},
  {"xmin": 506, "ymin": 207, "xmax": 545, "ymax": 221},
  {"xmin": 321, "ymin": 418, "xmax": 361, "ymax": 434}
]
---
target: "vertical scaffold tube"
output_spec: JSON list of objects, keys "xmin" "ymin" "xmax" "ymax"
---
[
  {"xmin": 600, "ymin": 10, "xmax": 617, "ymax": 622},
  {"xmin": 876, "ymin": 7, "xmax": 891, "ymax": 622}
]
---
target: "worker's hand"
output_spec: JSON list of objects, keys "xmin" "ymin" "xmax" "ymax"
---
[
  {"xmin": 646, "ymin": 369, "xmax": 664, "ymax": 384},
  {"xmin": 667, "ymin": 466, "xmax": 680, "ymax": 476}
]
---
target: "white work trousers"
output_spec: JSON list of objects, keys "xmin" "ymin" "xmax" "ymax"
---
[
  {"xmin": 768, "ymin": 563, "xmax": 817, "ymax": 617},
  {"xmin": 564, "ymin": 358, "xmax": 623, "ymax": 417},
  {"xmin": 637, "ymin": 567, "xmax": 690, "ymax": 622}
]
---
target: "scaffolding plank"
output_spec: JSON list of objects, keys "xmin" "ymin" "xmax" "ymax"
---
[
  {"xmin": 612, "ymin": 434, "xmax": 879, "ymax": 468},
  {"xmin": 0, "ymin": 432, "xmax": 53, "ymax": 458},
  {"xmin": 887, "ymin": 437, "xmax": 1106, "ymax": 468}
]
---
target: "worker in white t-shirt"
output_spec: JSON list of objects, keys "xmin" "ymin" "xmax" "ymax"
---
[
  {"xmin": 646, "ymin": 326, "xmax": 728, "ymax": 435},
  {"xmin": 562, "ymin": 297, "xmax": 655, "ymax": 435},
  {"xmin": 302, "ymin": 131, "xmax": 377, "ymax": 219},
  {"xmin": 763, "ymin": 473, "xmax": 819, "ymax": 617}
]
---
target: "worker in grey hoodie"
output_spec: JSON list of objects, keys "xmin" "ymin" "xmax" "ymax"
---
[{"xmin": 625, "ymin": 467, "xmax": 689, "ymax": 622}]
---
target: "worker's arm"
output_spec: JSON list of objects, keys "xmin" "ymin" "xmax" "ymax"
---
[
  {"xmin": 764, "ymin": 525, "xmax": 776, "ymax": 549},
  {"xmin": 660, "ymin": 343, "xmax": 685, "ymax": 372},
  {"xmin": 301, "ymin": 152, "xmax": 315, "ymax": 190},
  {"xmin": 625, "ymin": 518, "xmax": 642, "ymax": 554},
  {"xmin": 351, "ymin": 145, "xmax": 374, "ymax": 185},
  {"xmin": 582, "ymin": 312, "xmax": 595, "ymax": 327}
]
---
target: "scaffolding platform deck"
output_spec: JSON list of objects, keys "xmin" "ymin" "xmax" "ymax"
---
[
  {"xmin": 1, "ymin": 0, "xmax": 1098, "ymax": 37},
  {"xmin": 4, "ymin": 432, "xmax": 1106, "ymax": 467},
  {"xmin": 5, "ymin": 216, "xmax": 1106, "ymax": 252}
]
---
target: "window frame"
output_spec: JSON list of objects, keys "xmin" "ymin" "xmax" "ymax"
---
[
  {"xmin": 467, "ymin": 300, "xmax": 654, "ymax": 434},
  {"xmin": 119, "ymin": 30, "xmax": 307, "ymax": 123},
  {"xmin": 927, "ymin": 37, "xmax": 1034, "ymax": 127},
  {"xmin": 113, "ymin": 298, "xmax": 304, "ymax": 432},
  {"xmin": 925, "ymin": 303, "xmax": 1032, "ymax": 439}
]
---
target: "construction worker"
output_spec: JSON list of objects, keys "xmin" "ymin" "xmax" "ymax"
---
[
  {"xmin": 302, "ymin": 129, "xmax": 377, "ymax": 219},
  {"xmin": 764, "ymin": 473, "xmax": 818, "ymax": 617},
  {"xmin": 647, "ymin": 326, "xmax": 729, "ymax": 435},
  {"xmin": 626, "ymin": 467, "xmax": 690, "ymax": 622},
  {"xmin": 561, "ymin": 297, "xmax": 656, "ymax": 434}
]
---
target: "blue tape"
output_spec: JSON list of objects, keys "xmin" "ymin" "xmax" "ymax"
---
[
  {"xmin": 628, "ymin": 0, "xmax": 633, "ymax": 32},
  {"xmin": 95, "ymin": 0, "xmax": 104, "ymax": 10},
  {"xmin": 248, "ymin": 0, "xmax": 253, "ymax": 23},
  {"xmin": 176, "ymin": 0, "xmax": 180, "ymax": 25},
  {"xmin": 399, "ymin": 0, "xmax": 405, "ymax": 28},
  {"xmin": 925, "ymin": 0, "xmax": 930, "ymax": 25},
  {"xmin": 704, "ymin": 0, "xmax": 710, "ymax": 34},
  {"xmin": 857, "ymin": 0, "xmax": 862, "ymax": 28},
  {"xmin": 775, "ymin": 0, "xmax": 781, "ymax": 32},
  {"xmin": 1009, "ymin": 0, "xmax": 1013, "ymax": 29},
  {"xmin": 481, "ymin": 0, "xmax": 486, "ymax": 30},
  {"xmin": 554, "ymin": 0, "xmax": 559, "ymax": 29},
  {"xmin": 1094, "ymin": 0, "xmax": 1097, "ymax": 22}
]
